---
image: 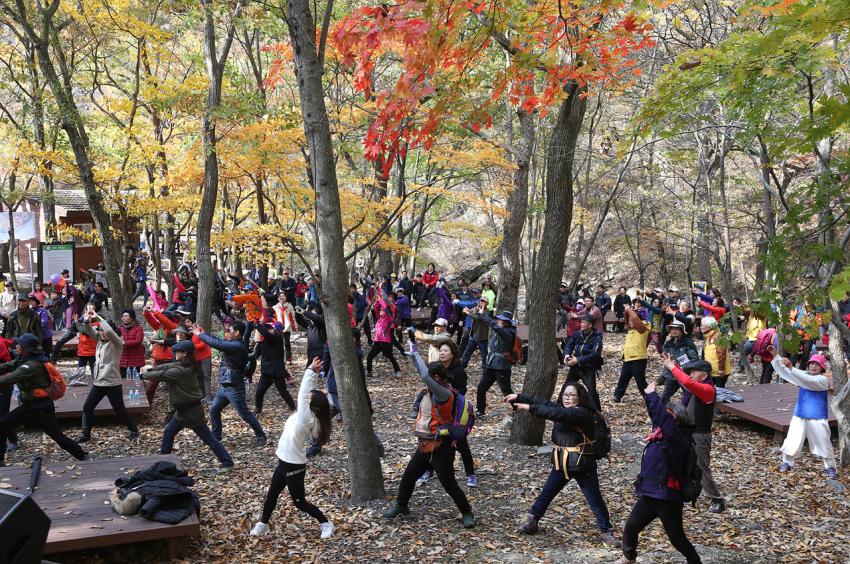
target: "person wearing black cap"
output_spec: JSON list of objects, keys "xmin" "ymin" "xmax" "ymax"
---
[
  {"xmin": 660, "ymin": 354, "xmax": 726, "ymax": 513},
  {"xmin": 2, "ymin": 293, "xmax": 42, "ymax": 343},
  {"xmin": 464, "ymin": 308, "xmax": 517, "ymax": 417},
  {"xmin": 142, "ymin": 339, "xmax": 234, "ymax": 470},
  {"xmin": 659, "ymin": 319, "xmax": 699, "ymax": 403},
  {"xmin": 253, "ymin": 322, "xmax": 296, "ymax": 415},
  {"xmin": 0, "ymin": 333, "xmax": 88, "ymax": 466},
  {"xmin": 562, "ymin": 315, "xmax": 603, "ymax": 408}
]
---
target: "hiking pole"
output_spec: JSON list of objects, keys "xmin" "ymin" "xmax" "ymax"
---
[{"xmin": 29, "ymin": 456, "xmax": 43, "ymax": 492}]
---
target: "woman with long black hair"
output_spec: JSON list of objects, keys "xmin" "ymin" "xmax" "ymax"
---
[
  {"xmin": 504, "ymin": 381, "xmax": 618, "ymax": 546},
  {"xmin": 251, "ymin": 357, "xmax": 335, "ymax": 539}
]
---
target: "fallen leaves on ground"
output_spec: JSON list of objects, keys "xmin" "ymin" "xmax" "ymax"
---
[{"xmin": 4, "ymin": 332, "xmax": 848, "ymax": 563}]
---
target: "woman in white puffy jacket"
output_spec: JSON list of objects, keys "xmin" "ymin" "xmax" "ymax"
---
[{"xmin": 250, "ymin": 357, "xmax": 335, "ymax": 538}]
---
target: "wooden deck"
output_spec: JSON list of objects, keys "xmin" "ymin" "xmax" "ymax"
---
[
  {"xmin": 0, "ymin": 455, "xmax": 199, "ymax": 557},
  {"xmin": 16, "ymin": 381, "xmax": 151, "ymax": 420},
  {"xmin": 717, "ymin": 383, "xmax": 837, "ymax": 442}
]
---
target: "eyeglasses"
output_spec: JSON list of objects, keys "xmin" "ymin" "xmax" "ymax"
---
[{"xmin": 563, "ymin": 393, "xmax": 579, "ymax": 398}]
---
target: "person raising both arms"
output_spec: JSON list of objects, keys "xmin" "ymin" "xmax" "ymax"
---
[{"xmin": 250, "ymin": 357, "xmax": 335, "ymax": 539}]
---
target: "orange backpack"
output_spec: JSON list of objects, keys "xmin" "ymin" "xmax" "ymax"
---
[{"xmin": 43, "ymin": 362, "xmax": 67, "ymax": 400}]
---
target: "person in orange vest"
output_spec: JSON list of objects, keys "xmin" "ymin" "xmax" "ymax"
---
[{"xmin": 143, "ymin": 306, "xmax": 179, "ymax": 404}]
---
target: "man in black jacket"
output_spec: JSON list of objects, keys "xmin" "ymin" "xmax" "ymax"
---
[
  {"xmin": 594, "ymin": 286, "xmax": 612, "ymax": 321},
  {"xmin": 0, "ymin": 334, "xmax": 88, "ymax": 466},
  {"xmin": 253, "ymin": 323, "xmax": 295, "ymax": 415},
  {"xmin": 3, "ymin": 294, "xmax": 42, "ymax": 343},
  {"xmin": 659, "ymin": 320, "xmax": 699, "ymax": 403},
  {"xmin": 562, "ymin": 316, "xmax": 603, "ymax": 408}
]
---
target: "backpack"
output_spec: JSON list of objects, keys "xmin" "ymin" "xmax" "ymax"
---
[
  {"xmin": 590, "ymin": 410, "xmax": 611, "ymax": 460},
  {"xmin": 504, "ymin": 335, "xmax": 523, "ymax": 365},
  {"xmin": 676, "ymin": 441, "xmax": 703, "ymax": 504},
  {"xmin": 436, "ymin": 390, "xmax": 476, "ymax": 441},
  {"xmin": 43, "ymin": 362, "xmax": 67, "ymax": 400},
  {"xmin": 752, "ymin": 328, "xmax": 777, "ymax": 359}
]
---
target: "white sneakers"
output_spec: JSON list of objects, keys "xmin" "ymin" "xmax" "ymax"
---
[
  {"xmin": 249, "ymin": 522, "xmax": 270, "ymax": 536},
  {"xmin": 250, "ymin": 520, "xmax": 334, "ymax": 539}
]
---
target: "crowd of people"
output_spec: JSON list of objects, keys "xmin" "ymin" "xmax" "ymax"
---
[{"xmin": 0, "ymin": 256, "xmax": 846, "ymax": 562}]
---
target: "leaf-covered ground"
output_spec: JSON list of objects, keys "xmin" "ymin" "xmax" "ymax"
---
[{"xmin": 7, "ymin": 332, "xmax": 849, "ymax": 563}]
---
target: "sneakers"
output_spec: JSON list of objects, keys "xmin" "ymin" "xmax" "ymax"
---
[
  {"xmin": 518, "ymin": 515, "xmax": 538, "ymax": 535},
  {"xmin": 475, "ymin": 412, "xmax": 485, "ymax": 419},
  {"xmin": 383, "ymin": 501, "xmax": 410, "ymax": 519},
  {"xmin": 613, "ymin": 557, "xmax": 636, "ymax": 564},
  {"xmin": 599, "ymin": 530, "xmax": 621, "ymax": 547},
  {"xmin": 461, "ymin": 512, "xmax": 475, "ymax": 529},
  {"xmin": 253, "ymin": 408, "xmax": 263, "ymax": 417},
  {"xmin": 320, "ymin": 521, "xmax": 335, "ymax": 539},
  {"xmin": 129, "ymin": 431, "xmax": 140, "ymax": 443},
  {"xmin": 416, "ymin": 470, "xmax": 434, "ymax": 486},
  {"xmin": 250, "ymin": 522, "xmax": 270, "ymax": 536},
  {"xmin": 394, "ymin": 371, "xmax": 402, "ymax": 378},
  {"xmin": 612, "ymin": 395, "xmax": 622, "ymax": 404},
  {"xmin": 708, "ymin": 498, "xmax": 726, "ymax": 513},
  {"xmin": 218, "ymin": 463, "xmax": 235, "ymax": 474},
  {"xmin": 826, "ymin": 467, "xmax": 838, "ymax": 479},
  {"xmin": 466, "ymin": 475, "xmax": 478, "ymax": 488},
  {"xmin": 77, "ymin": 433, "xmax": 91, "ymax": 444},
  {"xmin": 779, "ymin": 462, "xmax": 791, "ymax": 472},
  {"xmin": 255, "ymin": 435, "xmax": 268, "ymax": 448},
  {"xmin": 408, "ymin": 408, "xmax": 418, "ymax": 419}
]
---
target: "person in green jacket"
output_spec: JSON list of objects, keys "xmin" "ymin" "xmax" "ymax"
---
[
  {"xmin": 142, "ymin": 340, "xmax": 234, "ymax": 471},
  {"xmin": 0, "ymin": 333, "xmax": 88, "ymax": 466}
]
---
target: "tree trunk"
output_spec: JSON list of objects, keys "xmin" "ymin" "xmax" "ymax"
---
[
  {"xmin": 285, "ymin": 0, "xmax": 385, "ymax": 500},
  {"xmin": 510, "ymin": 82, "xmax": 587, "ymax": 445},
  {"xmin": 496, "ymin": 109, "xmax": 533, "ymax": 314},
  {"xmin": 828, "ymin": 303, "xmax": 850, "ymax": 466},
  {"xmin": 12, "ymin": 13, "xmax": 130, "ymax": 311},
  {"xmin": 24, "ymin": 39, "xmax": 56, "ymax": 230}
]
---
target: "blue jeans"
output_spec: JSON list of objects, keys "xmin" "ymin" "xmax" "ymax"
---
[
  {"xmin": 161, "ymin": 416, "xmax": 233, "ymax": 466},
  {"xmin": 530, "ymin": 467, "xmax": 613, "ymax": 532},
  {"xmin": 209, "ymin": 385, "xmax": 266, "ymax": 440},
  {"xmin": 461, "ymin": 339, "xmax": 488, "ymax": 368}
]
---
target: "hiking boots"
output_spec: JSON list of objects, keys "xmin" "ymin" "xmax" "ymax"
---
[
  {"xmin": 599, "ymin": 530, "xmax": 621, "ymax": 547},
  {"xmin": 383, "ymin": 501, "xmax": 410, "ymax": 519},
  {"xmin": 462, "ymin": 512, "xmax": 475, "ymax": 529},
  {"xmin": 518, "ymin": 515, "xmax": 538, "ymax": 534},
  {"xmin": 708, "ymin": 498, "xmax": 726, "ymax": 513}
]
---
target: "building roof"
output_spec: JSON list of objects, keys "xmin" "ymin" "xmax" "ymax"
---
[{"xmin": 31, "ymin": 189, "xmax": 90, "ymax": 211}]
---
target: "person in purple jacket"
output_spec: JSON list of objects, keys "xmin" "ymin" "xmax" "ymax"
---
[{"xmin": 616, "ymin": 379, "xmax": 702, "ymax": 564}]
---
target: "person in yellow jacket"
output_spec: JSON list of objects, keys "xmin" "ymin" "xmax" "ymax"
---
[
  {"xmin": 701, "ymin": 317, "xmax": 731, "ymax": 388},
  {"xmin": 612, "ymin": 305, "xmax": 649, "ymax": 402},
  {"xmin": 737, "ymin": 302, "xmax": 766, "ymax": 373}
]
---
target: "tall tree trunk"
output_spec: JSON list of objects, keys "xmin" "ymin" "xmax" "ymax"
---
[
  {"xmin": 24, "ymin": 39, "xmax": 56, "ymax": 229},
  {"xmin": 496, "ymin": 109, "xmax": 533, "ymax": 314},
  {"xmin": 196, "ymin": 0, "xmax": 244, "ymax": 331},
  {"xmin": 510, "ymin": 82, "xmax": 587, "ymax": 445},
  {"xmin": 828, "ymin": 302, "xmax": 850, "ymax": 466},
  {"xmin": 7, "ymin": 8, "xmax": 130, "ymax": 310},
  {"xmin": 285, "ymin": 0, "xmax": 385, "ymax": 500}
]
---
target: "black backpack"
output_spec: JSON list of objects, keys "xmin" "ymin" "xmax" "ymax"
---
[
  {"xmin": 590, "ymin": 410, "xmax": 611, "ymax": 460},
  {"xmin": 677, "ymin": 441, "xmax": 703, "ymax": 504}
]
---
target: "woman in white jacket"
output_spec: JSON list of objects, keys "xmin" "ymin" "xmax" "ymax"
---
[
  {"xmin": 273, "ymin": 293, "xmax": 298, "ymax": 364},
  {"xmin": 250, "ymin": 357, "xmax": 335, "ymax": 538}
]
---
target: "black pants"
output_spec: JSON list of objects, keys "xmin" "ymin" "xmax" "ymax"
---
[
  {"xmin": 0, "ymin": 384, "xmax": 18, "ymax": 445},
  {"xmin": 42, "ymin": 338, "xmax": 53, "ymax": 356},
  {"xmin": 52, "ymin": 327, "xmax": 79, "ymax": 361},
  {"xmin": 613, "ymin": 359, "xmax": 648, "ymax": 401},
  {"xmin": 82, "ymin": 385, "xmax": 139, "ymax": 435},
  {"xmin": 530, "ymin": 467, "xmax": 612, "ymax": 531},
  {"xmin": 793, "ymin": 339, "xmax": 815, "ymax": 369},
  {"xmin": 476, "ymin": 368, "xmax": 512, "ymax": 415},
  {"xmin": 261, "ymin": 459, "xmax": 327, "ymax": 524},
  {"xmin": 622, "ymin": 495, "xmax": 701, "ymax": 563},
  {"xmin": 255, "ymin": 371, "xmax": 295, "ymax": 412},
  {"xmin": 77, "ymin": 356, "xmax": 95, "ymax": 375},
  {"xmin": 0, "ymin": 399, "xmax": 87, "ymax": 461},
  {"xmin": 567, "ymin": 366, "xmax": 600, "ymax": 410},
  {"xmin": 282, "ymin": 332, "xmax": 292, "ymax": 362},
  {"xmin": 396, "ymin": 440, "xmax": 472, "ymax": 514},
  {"xmin": 362, "ymin": 317, "xmax": 373, "ymax": 345},
  {"xmin": 759, "ymin": 359, "xmax": 775, "ymax": 384},
  {"xmin": 366, "ymin": 341, "xmax": 400, "ymax": 373}
]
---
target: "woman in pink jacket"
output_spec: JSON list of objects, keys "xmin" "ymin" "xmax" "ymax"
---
[{"xmin": 366, "ymin": 294, "xmax": 401, "ymax": 378}]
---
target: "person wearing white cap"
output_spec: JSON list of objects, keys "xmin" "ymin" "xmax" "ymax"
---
[
  {"xmin": 414, "ymin": 318, "xmax": 452, "ymax": 364},
  {"xmin": 699, "ymin": 317, "xmax": 730, "ymax": 389},
  {"xmin": 768, "ymin": 348, "xmax": 837, "ymax": 479}
]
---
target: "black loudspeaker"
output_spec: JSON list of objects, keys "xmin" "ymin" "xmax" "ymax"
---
[{"xmin": 0, "ymin": 489, "xmax": 50, "ymax": 564}]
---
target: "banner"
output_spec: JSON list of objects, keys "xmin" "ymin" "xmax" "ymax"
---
[{"xmin": 0, "ymin": 212, "xmax": 37, "ymax": 243}]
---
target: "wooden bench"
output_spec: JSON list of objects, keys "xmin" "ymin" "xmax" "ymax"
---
[
  {"xmin": 16, "ymin": 381, "xmax": 151, "ymax": 420},
  {"xmin": 0, "ymin": 455, "xmax": 199, "ymax": 558},
  {"xmin": 515, "ymin": 325, "xmax": 568, "ymax": 344},
  {"xmin": 603, "ymin": 311, "xmax": 619, "ymax": 331},
  {"xmin": 716, "ymin": 384, "xmax": 837, "ymax": 443}
]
